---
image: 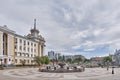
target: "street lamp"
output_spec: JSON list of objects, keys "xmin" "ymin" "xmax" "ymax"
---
[
  {"xmin": 0, "ymin": 59, "xmax": 3, "ymax": 67},
  {"xmin": 106, "ymin": 60, "xmax": 109, "ymax": 71},
  {"xmin": 112, "ymin": 57, "xmax": 115, "ymax": 74}
]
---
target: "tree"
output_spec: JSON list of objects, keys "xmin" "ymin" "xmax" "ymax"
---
[
  {"xmin": 66, "ymin": 58, "xmax": 72, "ymax": 63},
  {"xmin": 44, "ymin": 56, "xmax": 50, "ymax": 65},
  {"xmin": 103, "ymin": 56, "xmax": 112, "ymax": 63},
  {"xmin": 34, "ymin": 56, "xmax": 42, "ymax": 66},
  {"xmin": 72, "ymin": 57, "xmax": 83, "ymax": 64},
  {"xmin": 58, "ymin": 56, "xmax": 64, "ymax": 62},
  {"xmin": 34, "ymin": 56, "xmax": 50, "ymax": 66},
  {"xmin": 103, "ymin": 56, "xmax": 112, "ymax": 70}
]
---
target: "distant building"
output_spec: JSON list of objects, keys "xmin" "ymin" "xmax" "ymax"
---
[
  {"xmin": 74, "ymin": 55, "xmax": 85, "ymax": 61},
  {"xmin": 48, "ymin": 51, "xmax": 55, "ymax": 60},
  {"xmin": 113, "ymin": 49, "xmax": 120, "ymax": 66},
  {"xmin": 48, "ymin": 51, "xmax": 61, "ymax": 60},
  {"xmin": 64, "ymin": 55, "xmax": 74, "ymax": 61},
  {"xmin": 90, "ymin": 57, "xmax": 104, "ymax": 66}
]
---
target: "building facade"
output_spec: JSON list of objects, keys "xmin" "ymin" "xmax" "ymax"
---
[
  {"xmin": 48, "ymin": 51, "xmax": 61, "ymax": 61},
  {"xmin": 113, "ymin": 49, "xmax": 120, "ymax": 66},
  {"xmin": 0, "ymin": 19, "xmax": 45, "ymax": 66}
]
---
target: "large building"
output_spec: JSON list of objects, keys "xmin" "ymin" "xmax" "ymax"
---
[
  {"xmin": 0, "ymin": 19, "xmax": 45, "ymax": 66},
  {"xmin": 113, "ymin": 49, "xmax": 120, "ymax": 66},
  {"xmin": 48, "ymin": 51, "xmax": 61, "ymax": 60}
]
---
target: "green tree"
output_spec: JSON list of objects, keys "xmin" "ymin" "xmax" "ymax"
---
[
  {"xmin": 44, "ymin": 56, "xmax": 50, "ymax": 65},
  {"xmin": 66, "ymin": 58, "xmax": 72, "ymax": 63},
  {"xmin": 84, "ymin": 58, "xmax": 90, "ymax": 64},
  {"xmin": 34, "ymin": 56, "xmax": 42, "ymax": 66},
  {"xmin": 58, "ymin": 56, "xmax": 64, "ymax": 62},
  {"xmin": 34, "ymin": 56, "xmax": 50, "ymax": 66},
  {"xmin": 103, "ymin": 56, "xmax": 112, "ymax": 70},
  {"xmin": 103, "ymin": 56, "xmax": 112, "ymax": 62},
  {"xmin": 72, "ymin": 57, "xmax": 83, "ymax": 64}
]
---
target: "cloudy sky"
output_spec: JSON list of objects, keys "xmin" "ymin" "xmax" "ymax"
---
[{"xmin": 0, "ymin": 0, "xmax": 120, "ymax": 58}]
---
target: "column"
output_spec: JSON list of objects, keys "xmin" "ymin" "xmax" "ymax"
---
[
  {"xmin": 17, "ymin": 37, "xmax": 20, "ymax": 52},
  {"xmin": 0, "ymin": 31, "xmax": 3, "ymax": 55},
  {"xmin": 0, "ymin": 31, "xmax": 3, "ymax": 65},
  {"xmin": 7, "ymin": 34, "xmax": 10, "ymax": 56},
  {"xmin": 39, "ymin": 44, "xmax": 41, "ymax": 56},
  {"xmin": 7, "ymin": 34, "xmax": 10, "ymax": 65},
  {"xmin": 43, "ymin": 45, "xmax": 45, "ymax": 56}
]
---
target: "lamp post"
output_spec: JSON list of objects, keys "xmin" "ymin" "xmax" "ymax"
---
[
  {"xmin": 112, "ymin": 58, "xmax": 115, "ymax": 74},
  {"xmin": 106, "ymin": 60, "xmax": 109, "ymax": 71},
  {"xmin": 0, "ymin": 59, "xmax": 3, "ymax": 67}
]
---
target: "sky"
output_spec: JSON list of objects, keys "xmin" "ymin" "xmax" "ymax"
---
[{"xmin": 0, "ymin": 0, "xmax": 120, "ymax": 58}]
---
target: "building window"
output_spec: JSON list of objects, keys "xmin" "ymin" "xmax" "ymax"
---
[
  {"xmin": 20, "ymin": 59, "xmax": 22, "ymax": 63},
  {"xmin": 19, "ymin": 53, "xmax": 22, "ymax": 56},
  {"xmin": 28, "ymin": 42, "xmax": 29, "ymax": 45},
  {"xmin": 20, "ymin": 46, "xmax": 22, "ymax": 50},
  {"xmin": 28, "ymin": 60, "xmax": 29, "ymax": 63},
  {"xmin": 34, "ymin": 44, "xmax": 36, "ymax": 47},
  {"xmin": 34, "ymin": 49, "xmax": 36, "ymax": 53},
  {"xmin": 24, "ymin": 40, "xmax": 26, "ymax": 45},
  {"xmin": 28, "ymin": 54, "xmax": 29, "ymax": 57},
  {"xmin": 31, "ymin": 48, "xmax": 33, "ymax": 52},
  {"xmin": 15, "ymin": 45, "xmax": 17, "ymax": 49},
  {"xmin": 24, "ymin": 59, "xmax": 26, "ymax": 63},
  {"xmin": 22, "ymin": 53, "xmax": 25, "ymax": 56},
  {"xmin": 15, "ymin": 52, "xmax": 17, "ymax": 56},
  {"xmin": 28, "ymin": 48, "xmax": 29, "ymax": 52},
  {"xmin": 31, "ymin": 54, "xmax": 33, "ymax": 57},
  {"xmin": 31, "ymin": 43, "xmax": 33, "ymax": 46},
  {"xmin": 24, "ymin": 47, "xmax": 26, "ymax": 51},
  {"xmin": 15, "ymin": 59, "xmax": 17, "ymax": 63},
  {"xmin": 20, "ymin": 39, "xmax": 22, "ymax": 43},
  {"xmin": 15, "ymin": 38, "xmax": 17, "ymax": 43}
]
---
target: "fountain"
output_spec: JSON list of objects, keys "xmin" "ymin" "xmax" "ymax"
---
[{"xmin": 39, "ymin": 62, "xmax": 85, "ymax": 73}]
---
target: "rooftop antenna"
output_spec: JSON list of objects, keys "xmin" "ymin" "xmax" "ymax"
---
[{"xmin": 34, "ymin": 19, "xmax": 36, "ymax": 30}]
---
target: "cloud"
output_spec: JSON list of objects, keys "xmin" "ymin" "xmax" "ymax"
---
[{"xmin": 0, "ymin": 0, "xmax": 120, "ymax": 58}]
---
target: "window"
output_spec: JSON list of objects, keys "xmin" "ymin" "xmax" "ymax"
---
[
  {"xmin": 20, "ymin": 46, "xmax": 22, "ymax": 50},
  {"xmin": 24, "ymin": 47, "xmax": 26, "ymax": 51},
  {"xmin": 20, "ymin": 39, "xmax": 22, "ymax": 43},
  {"xmin": 15, "ymin": 59, "xmax": 17, "ymax": 63},
  {"xmin": 28, "ymin": 54, "xmax": 29, "ymax": 57},
  {"xmin": 34, "ymin": 44, "xmax": 36, "ymax": 47},
  {"xmin": 24, "ymin": 59, "xmax": 26, "ymax": 63},
  {"xmin": 34, "ymin": 49, "xmax": 36, "ymax": 53},
  {"xmin": 24, "ymin": 40, "xmax": 26, "ymax": 45},
  {"xmin": 28, "ymin": 60, "xmax": 29, "ymax": 63},
  {"xmin": 15, "ymin": 38, "xmax": 17, "ymax": 43},
  {"xmin": 28, "ymin": 42, "xmax": 29, "ymax": 45},
  {"xmin": 20, "ymin": 53, "xmax": 22, "ymax": 56},
  {"xmin": 15, "ymin": 45, "xmax": 17, "ymax": 49},
  {"xmin": 31, "ymin": 48, "xmax": 33, "ymax": 52},
  {"xmin": 31, "ymin": 43, "xmax": 33, "ymax": 46},
  {"xmin": 15, "ymin": 52, "xmax": 17, "ymax": 56},
  {"xmin": 20, "ymin": 59, "xmax": 22, "ymax": 63},
  {"xmin": 28, "ymin": 48, "xmax": 29, "ymax": 52},
  {"xmin": 31, "ymin": 54, "xmax": 33, "ymax": 57}
]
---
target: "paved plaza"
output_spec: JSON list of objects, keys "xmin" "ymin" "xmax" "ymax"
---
[{"xmin": 0, "ymin": 68, "xmax": 120, "ymax": 80}]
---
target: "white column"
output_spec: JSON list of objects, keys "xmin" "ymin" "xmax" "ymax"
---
[
  {"xmin": 29, "ymin": 41, "xmax": 31, "ymax": 57},
  {"xmin": 43, "ymin": 45, "xmax": 45, "ymax": 56},
  {"xmin": 17, "ymin": 37, "xmax": 20, "ymax": 52},
  {"xmin": 7, "ymin": 34, "xmax": 10, "ymax": 56},
  {"xmin": 33, "ymin": 43, "xmax": 34, "ymax": 57},
  {"xmin": 0, "ymin": 32, "xmax": 3, "ymax": 65},
  {"xmin": 0, "ymin": 31, "xmax": 3, "ymax": 56},
  {"xmin": 7, "ymin": 34, "xmax": 10, "ymax": 65},
  {"xmin": 39, "ymin": 45, "xmax": 41, "ymax": 56},
  {"xmin": 22, "ymin": 39, "xmax": 24, "ymax": 53}
]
